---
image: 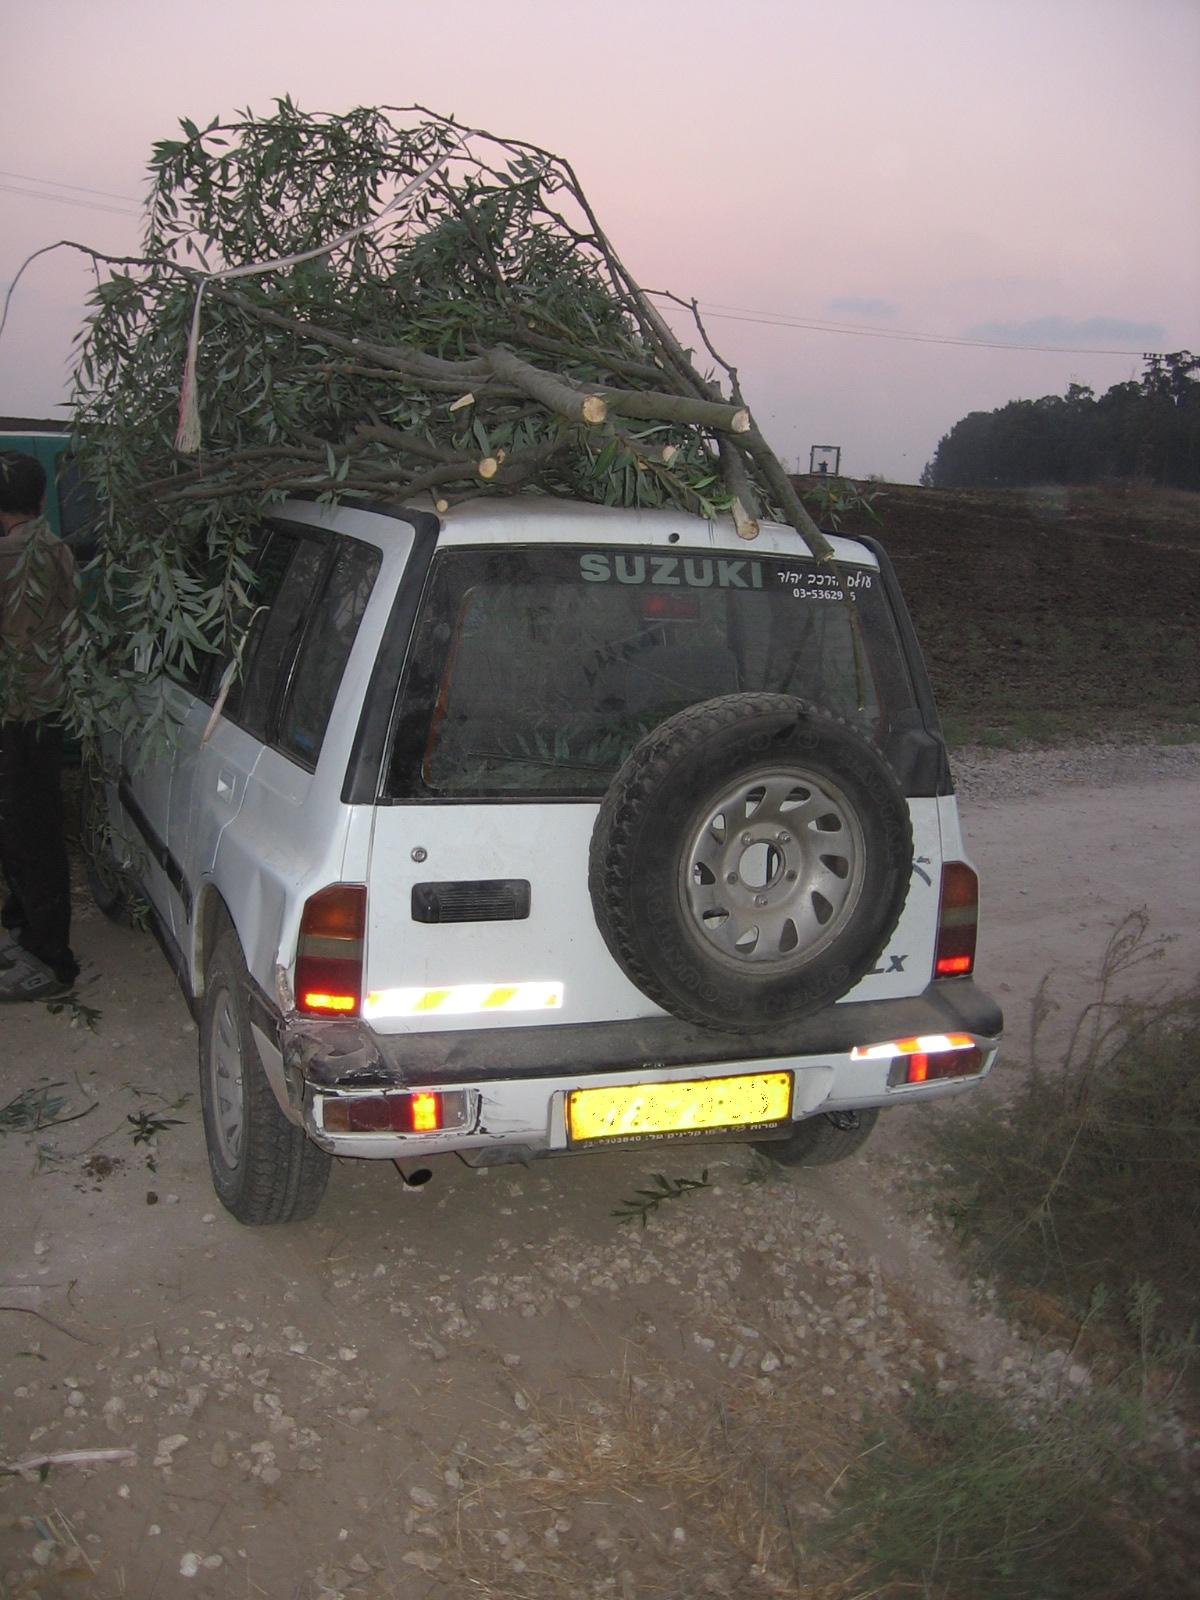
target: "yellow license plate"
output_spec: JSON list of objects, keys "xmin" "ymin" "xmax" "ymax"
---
[{"xmin": 567, "ymin": 1072, "xmax": 793, "ymax": 1145}]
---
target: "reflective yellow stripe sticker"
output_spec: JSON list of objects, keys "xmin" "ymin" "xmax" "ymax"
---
[
  {"xmin": 413, "ymin": 989, "xmax": 451, "ymax": 1012},
  {"xmin": 481, "ymin": 986, "xmax": 518, "ymax": 1009},
  {"xmin": 363, "ymin": 982, "xmax": 564, "ymax": 1019}
]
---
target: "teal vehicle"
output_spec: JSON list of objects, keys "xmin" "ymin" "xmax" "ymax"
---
[{"xmin": 0, "ymin": 417, "xmax": 91, "ymax": 543}]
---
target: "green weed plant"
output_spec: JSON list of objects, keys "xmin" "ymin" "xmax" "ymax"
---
[{"xmin": 931, "ymin": 911, "xmax": 1199, "ymax": 1374}]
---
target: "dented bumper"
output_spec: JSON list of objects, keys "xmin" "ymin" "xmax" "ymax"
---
[{"xmin": 247, "ymin": 979, "xmax": 1003, "ymax": 1162}]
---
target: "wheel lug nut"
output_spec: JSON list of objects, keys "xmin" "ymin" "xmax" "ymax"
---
[
  {"xmin": 740, "ymin": 831, "xmax": 752, "ymax": 845},
  {"xmin": 777, "ymin": 832, "xmax": 790, "ymax": 843},
  {"xmin": 785, "ymin": 870, "xmax": 797, "ymax": 881},
  {"xmin": 755, "ymin": 894, "xmax": 767, "ymax": 907},
  {"xmin": 726, "ymin": 873, "xmax": 738, "ymax": 885}
]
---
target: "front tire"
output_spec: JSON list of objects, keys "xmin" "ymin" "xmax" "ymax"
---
[{"xmin": 199, "ymin": 928, "xmax": 331, "ymax": 1224}]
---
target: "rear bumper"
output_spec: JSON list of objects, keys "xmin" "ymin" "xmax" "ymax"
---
[{"xmin": 250, "ymin": 980, "xmax": 1002, "ymax": 1161}]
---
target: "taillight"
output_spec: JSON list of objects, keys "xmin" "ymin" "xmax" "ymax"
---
[
  {"xmin": 888, "ymin": 1045, "xmax": 984, "ymax": 1086},
  {"xmin": 643, "ymin": 594, "xmax": 700, "ymax": 621},
  {"xmin": 934, "ymin": 862, "xmax": 978, "ymax": 980},
  {"xmin": 295, "ymin": 885, "xmax": 366, "ymax": 1016},
  {"xmin": 321, "ymin": 1090, "xmax": 460, "ymax": 1134},
  {"xmin": 851, "ymin": 1033, "xmax": 984, "ymax": 1086}
]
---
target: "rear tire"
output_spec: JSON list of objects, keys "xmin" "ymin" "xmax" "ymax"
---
[
  {"xmin": 199, "ymin": 927, "xmax": 331, "ymax": 1224},
  {"xmin": 753, "ymin": 1107, "xmax": 879, "ymax": 1168}
]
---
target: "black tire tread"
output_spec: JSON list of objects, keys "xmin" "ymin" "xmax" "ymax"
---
[
  {"xmin": 754, "ymin": 1107, "xmax": 880, "ymax": 1168},
  {"xmin": 589, "ymin": 694, "xmax": 912, "ymax": 1029},
  {"xmin": 200, "ymin": 928, "xmax": 331, "ymax": 1225}
]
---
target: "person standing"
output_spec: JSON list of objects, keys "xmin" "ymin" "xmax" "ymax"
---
[{"xmin": 0, "ymin": 450, "xmax": 80, "ymax": 1001}]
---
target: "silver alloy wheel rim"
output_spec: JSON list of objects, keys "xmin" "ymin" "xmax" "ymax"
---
[
  {"xmin": 209, "ymin": 984, "xmax": 245, "ymax": 1169},
  {"xmin": 681, "ymin": 767, "xmax": 867, "ymax": 971}
]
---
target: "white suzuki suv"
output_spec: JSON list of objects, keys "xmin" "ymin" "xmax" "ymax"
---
[{"xmin": 87, "ymin": 496, "xmax": 1002, "ymax": 1223}]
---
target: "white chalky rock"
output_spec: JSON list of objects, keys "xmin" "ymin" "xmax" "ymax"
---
[
  {"xmin": 155, "ymin": 1434, "xmax": 189, "ymax": 1466},
  {"xmin": 179, "ymin": 1552, "xmax": 201, "ymax": 1577}
]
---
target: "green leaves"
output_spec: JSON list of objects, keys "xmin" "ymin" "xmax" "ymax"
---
[
  {"xmin": 64, "ymin": 101, "xmax": 800, "ymax": 755},
  {"xmin": 612, "ymin": 1170, "xmax": 711, "ymax": 1227},
  {"xmin": 127, "ymin": 1110, "xmax": 185, "ymax": 1145}
]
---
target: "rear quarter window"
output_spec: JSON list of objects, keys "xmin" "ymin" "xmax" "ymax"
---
[{"xmin": 278, "ymin": 540, "xmax": 381, "ymax": 765}]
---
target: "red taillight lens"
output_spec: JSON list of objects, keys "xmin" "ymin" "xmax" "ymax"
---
[
  {"xmin": 295, "ymin": 884, "xmax": 366, "ymax": 1016},
  {"xmin": 887, "ymin": 1045, "xmax": 984, "ymax": 1086},
  {"xmin": 934, "ymin": 862, "xmax": 978, "ymax": 980},
  {"xmin": 322, "ymin": 1091, "xmax": 445, "ymax": 1134}
]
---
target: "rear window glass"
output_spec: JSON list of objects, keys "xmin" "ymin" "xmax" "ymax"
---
[{"xmin": 387, "ymin": 545, "xmax": 915, "ymax": 799}]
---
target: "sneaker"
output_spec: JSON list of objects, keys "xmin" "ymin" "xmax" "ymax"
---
[{"xmin": 0, "ymin": 952, "xmax": 71, "ymax": 1002}]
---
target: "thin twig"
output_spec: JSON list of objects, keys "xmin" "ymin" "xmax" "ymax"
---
[{"xmin": 0, "ymin": 1304, "xmax": 100, "ymax": 1344}]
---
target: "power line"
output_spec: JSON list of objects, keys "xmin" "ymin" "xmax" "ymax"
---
[
  {"xmin": 0, "ymin": 182, "xmax": 141, "ymax": 219},
  {"xmin": 0, "ymin": 169, "xmax": 142, "ymax": 204},
  {"xmin": 686, "ymin": 299, "xmax": 1156, "ymax": 358},
  {"xmin": 0, "ymin": 173, "xmax": 1173, "ymax": 360}
]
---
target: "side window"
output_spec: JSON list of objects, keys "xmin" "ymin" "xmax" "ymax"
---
[
  {"xmin": 164, "ymin": 533, "xmax": 275, "ymax": 701},
  {"xmin": 278, "ymin": 540, "xmax": 381, "ymax": 766},
  {"xmin": 214, "ymin": 527, "xmax": 298, "ymax": 716},
  {"xmin": 236, "ymin": 537, "xmax": 327, "ymax": 739}
]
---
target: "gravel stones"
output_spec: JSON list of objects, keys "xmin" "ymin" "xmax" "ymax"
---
[{"xmin": 952, "ymin": 738, "xmax": 1200, "ymax": 805}]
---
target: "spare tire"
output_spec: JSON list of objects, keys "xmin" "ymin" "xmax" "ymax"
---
[{"xmin": 588, "ymin": 694, "xmax": 913, "ymax": 1030}]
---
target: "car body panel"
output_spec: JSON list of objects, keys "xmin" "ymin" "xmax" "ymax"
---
[{"xmin": 96, "ymin": 494, "xmax": 1001, "ymax": 1183}]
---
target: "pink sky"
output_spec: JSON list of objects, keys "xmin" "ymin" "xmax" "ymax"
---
[{"xmin": 3, "ymin": 0, "xmax": 1197, "ymax": 482}]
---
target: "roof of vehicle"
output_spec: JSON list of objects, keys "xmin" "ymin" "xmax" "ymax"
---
[{"xmin": 280, "ymin": 494, "xmax": 879, "ymax": 568}]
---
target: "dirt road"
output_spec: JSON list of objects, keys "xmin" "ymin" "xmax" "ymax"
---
[{"xmin": 2, "ymin": 746, "xmax": 1197, "ymax": 1599}]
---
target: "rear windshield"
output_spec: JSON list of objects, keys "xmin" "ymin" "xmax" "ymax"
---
[{"xmin": 387, "ymin": 545, "xmax": 917, "ymax": 799}]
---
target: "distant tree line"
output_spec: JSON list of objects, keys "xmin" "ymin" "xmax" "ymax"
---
[{"xmin": 922, "ymin": 352, "xmax": 1199, "ymax": 490}]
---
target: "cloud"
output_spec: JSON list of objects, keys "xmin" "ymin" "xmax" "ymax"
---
[
  {"xmin": 962, "ymin": 315, "xmax": 1165, "ymax": 349},
  {"xmin": 827, "ymin": 296, "xmax": 898, "ymax": 320}
]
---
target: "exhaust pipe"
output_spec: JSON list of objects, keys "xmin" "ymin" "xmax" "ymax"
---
[{"xmin": 393, "ymin": 1161, "xmax": 433, "ymax": 1190}]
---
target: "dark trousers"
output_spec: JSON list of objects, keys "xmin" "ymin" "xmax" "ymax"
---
[{"xmin": 0, "ymin": 720, "xmax": 78, "ymax": 983}]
